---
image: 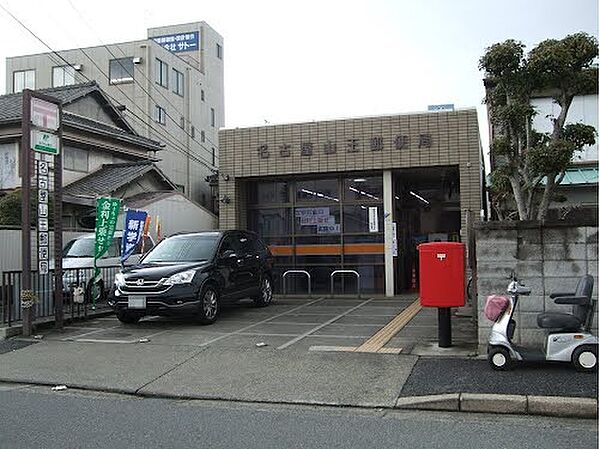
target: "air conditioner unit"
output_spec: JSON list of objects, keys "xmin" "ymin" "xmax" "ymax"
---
[
  {"xmin": 73, "ymin": 64, "xmax": 82, "ymax": 71},
  {"xmin": 133, "ymin": 57, "xmax": 142, "ymax": 64}
]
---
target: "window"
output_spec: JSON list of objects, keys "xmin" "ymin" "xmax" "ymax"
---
[
  {"xmin": 64, "ymin": 147, "xmax": 89, "ymax": 172},
  {"xmin": 211, "ymin": 108, "xmax": 215, "ymax": 127},
  {"xmin": 201, "ymin": 90, "xmax": 205, "ymax": 101},
  {"xmin": 216, "ymin": 43, "xmax": 223, "ymax": 60},
  {"xmin": 154, "ymin": 105, "xmax": 166, "ymax": 125},
  {"xmin": 109, "ymin": 58, "xmax": 134, "ymax": 84},
  {"xmin": 155, "ymin": 58, "xmax": 168, "ymax": 88},
  {"xmin": 212, "ymin": 148, "xmax": 216, "ymax": 166},
  {"xmin": 180, "ymin": 116, "xmax": 185, "ymax": 129},
  {"xmin": 190, "ymin": 126, "xmax": 195, "ymax": 138},
  {"xmin": 172, "ymin": 68, "xmax": 184, "ymax": 96},
  {"xmin": 13, "ymin": 70, "xmax": 35, "ymax": 93},
  {"xmin": 52, "ymin": 66, "xmax": 76, "ymax": 87},
  {"xmin": 296, "ymin": 179, "xmax": 339, "ymax": 203},
  {"xmin": 200, "ymin": 130, "xmax": 205, "ymax": 143}
]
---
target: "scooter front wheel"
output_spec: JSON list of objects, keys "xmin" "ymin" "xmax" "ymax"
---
[
  {"xmin": 572, "ymin": 345, "xmax": 598, "ymax": 373},
  {"xmin": 488, "ymin": 346, "xmax": 513, "ymax": 371}
]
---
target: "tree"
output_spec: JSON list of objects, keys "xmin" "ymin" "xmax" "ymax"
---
[
  {"xmin": 480, "ymin": 32, "xmax": 598, "ymax": 221},
  {"xmin": 0, "ymin": 189, "xmax": 54, "ymax": 226}
]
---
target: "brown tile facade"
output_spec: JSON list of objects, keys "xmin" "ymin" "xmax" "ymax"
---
[{"xmin": 218, "ymin": 109, "xmax": 482, "ymax": 233}]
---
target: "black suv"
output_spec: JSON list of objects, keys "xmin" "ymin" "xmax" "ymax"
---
[{"xmin": 109, "ymin": 231, "xmax": 274, "ymax": 324}]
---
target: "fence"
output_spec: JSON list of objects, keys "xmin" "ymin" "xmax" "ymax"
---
[{"xmin": 0, "ymin": 265, "xmax": 121, "ymax": 327}]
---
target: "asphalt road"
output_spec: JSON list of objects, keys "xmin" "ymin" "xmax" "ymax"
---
[{"xmin": 0, "ymin": 386, "xmax": 597, "ymax": 449}]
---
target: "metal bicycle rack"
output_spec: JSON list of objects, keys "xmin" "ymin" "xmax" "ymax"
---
[
  {"xmin": 282, "ymin": 270, "xmax": 312, "ymax": 297},
  {"xmin": 330, "ymin": 270, "xmax": 361, "ymax": 298}
]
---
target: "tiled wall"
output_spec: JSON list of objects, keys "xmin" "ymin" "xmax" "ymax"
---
[{"xmin": 219, "ymin": 109, "xmax": 482, "ymax": 231}]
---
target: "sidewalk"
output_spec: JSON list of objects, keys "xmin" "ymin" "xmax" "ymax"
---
[{"xmin": 0, "ymin": 296, "xmax": 596, "ymax": 418}]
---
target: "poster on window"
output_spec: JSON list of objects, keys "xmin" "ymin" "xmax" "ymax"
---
[{"xmin": 368, "ymin": 207, "xmax": 379, "ymax": 233}]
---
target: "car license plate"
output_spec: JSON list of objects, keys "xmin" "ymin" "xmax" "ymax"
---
[{"xmin": 128, "ymin": 296, "xmax": 146, "ymax": 309}]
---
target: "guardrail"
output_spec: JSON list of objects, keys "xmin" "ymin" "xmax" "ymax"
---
[
  {"xmin": 282, "ymin": 270, "xmax": 312, "ymax": 297},
  {"xmin": 0, "ymin": 265, "xmax": 120, "ymax": 327},
  {"xmin": 330, "ymin": 269, "xmax": 361, "ymax": 298}
]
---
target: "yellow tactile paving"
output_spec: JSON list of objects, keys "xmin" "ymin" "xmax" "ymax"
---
[{"xmin": 354, "ymin": 299, "xmax": 422, "ymax": 353}]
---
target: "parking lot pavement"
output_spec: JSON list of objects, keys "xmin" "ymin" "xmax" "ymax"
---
[{"xmin": 32, "ymin": 294, "xmax": 477, "ymax": 355}]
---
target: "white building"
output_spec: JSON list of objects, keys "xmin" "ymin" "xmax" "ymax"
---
[{"xmin": 5, "ymin": 22, "xmax": 224, "ymax": 211}]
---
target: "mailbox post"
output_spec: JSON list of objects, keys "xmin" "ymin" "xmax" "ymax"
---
[{"xmin": 418, "ymin": 242, "xmax": 466, "ymax": 348}]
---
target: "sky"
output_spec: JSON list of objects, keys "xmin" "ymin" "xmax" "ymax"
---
[{"xmin": 0, "ymin": 0, "xmax": 597, "ymax": 170}]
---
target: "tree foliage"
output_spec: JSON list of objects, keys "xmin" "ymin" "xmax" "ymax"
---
[
  {"xmin": 0, "ymin": 189, "xmax": 54, "ymax": 227},
  {"xmin": 480, "ymin": 32, "xmax": 598, "ymax": 220}
]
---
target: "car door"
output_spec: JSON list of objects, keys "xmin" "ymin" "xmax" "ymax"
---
[
  {"xmin": 216, "ymin": 233, "xmax": 243, "ymax": 300},
  {"xmin": 238, "ymin": 232, "xmax": 261, "ymax": 293}
]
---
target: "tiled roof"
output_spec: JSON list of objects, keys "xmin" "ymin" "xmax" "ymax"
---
[
  {"xmin": 0, "ymin": 82, "xmax": 162, "ymax": 150},
  {"xmin": 0, "ymin": 82, "xmax": 99, "ymax": 122},
  {"xmin": 63, "ymin": 162, "xmax": 174, "ymax": 198}
]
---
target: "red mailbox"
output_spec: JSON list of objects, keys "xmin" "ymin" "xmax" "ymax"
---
[{"xmin": 418, "ymin": 242, "xmax": 465, "ymax": 308}]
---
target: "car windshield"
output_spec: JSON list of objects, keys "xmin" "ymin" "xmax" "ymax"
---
[
  {"xmin": 143, "ymin": 234, "xmax": 220, "ymax": 263},
  {"xmin": 63, "ymin": 238, "xmax": 95, "ymax": 258}
]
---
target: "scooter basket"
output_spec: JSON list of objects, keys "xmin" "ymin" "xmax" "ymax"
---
[{"xmin": 485, "ymin": 295, "xmax": 509, "ymax": 321}]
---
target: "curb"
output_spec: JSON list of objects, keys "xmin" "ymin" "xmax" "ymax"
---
[
  {"xmin": 1, "ymin": 378, "xmax": 596, "ymax": 419},
  {"xmin": 395, "ymin": 393, "xmax": 598, "ymax": 419}
]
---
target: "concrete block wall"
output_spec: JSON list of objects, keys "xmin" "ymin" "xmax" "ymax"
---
[{"xmin": 475, "ymin": 222, "xmax": 598, "ymax": 353}]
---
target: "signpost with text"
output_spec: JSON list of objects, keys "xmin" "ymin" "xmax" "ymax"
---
[{"xmin": 21, "ymin": 89, "xmax": 63, "ymax": 335}]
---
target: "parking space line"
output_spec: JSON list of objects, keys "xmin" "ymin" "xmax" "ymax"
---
[
  {"xmin": 62, "ymin": 325, "xmax": 120, "ymax": 341},
  {"xmin": 355, "ymin": 298, "xmax": 421, "ymax": 352},
  {"xmin": 276, "ymin": 298, "xmax": 374, "ymax": 350},
  {"xmin": 197, "ymin": 297, "xmax": 327, "ymax": 347}
]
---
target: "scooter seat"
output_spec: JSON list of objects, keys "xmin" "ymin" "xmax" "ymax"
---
[{"xmin": 537, "ymin": 312, "xmax": 581, "ymax": 330}]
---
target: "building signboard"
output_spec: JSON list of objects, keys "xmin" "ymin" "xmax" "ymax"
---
[
  {"xmin": 153, "ymin": 32, "xmax": 199, "ymax": 53},
  {"xmin": 31, "ymin": 130, "xmax": 59, "ymax": 155},
  {"xmin": 257, "ymin": 134, "xmax": 432, "ymax": 159}
]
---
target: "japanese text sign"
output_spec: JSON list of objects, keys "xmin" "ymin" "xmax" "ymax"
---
[
  {"xmin": 94, "ymin": 197, "xmax": 121, "ymax": 262},
  {"xmin": 153, "ymin": 32, "xmax": 199, "ymax": 53},
  {"xmin": 120, "ymin": 209, "xmax": 148, "ymax": 263}
]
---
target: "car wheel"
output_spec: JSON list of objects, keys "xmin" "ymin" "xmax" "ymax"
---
[
  {"xmin": 116, "ymin": 310, "xmax": 141, "ymax": 324},
  {"xmin": 572, "ymin": 345, "xmax": 598, "ymax": 373},
  {"xmin": 253, "ymin": 276, "xmax": 273, "ymax": 307},
  {"xmin": 488, "ymin": 346, "xmax": 513, "ymax": 371},
  {"xmin": 198, "ymin": 285, "xmax": 219, "ymax": 325}
]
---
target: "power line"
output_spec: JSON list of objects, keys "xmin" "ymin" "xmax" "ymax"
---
[
  {"xmin": 0, "ymin": 2, "xmax": 218, "ymax": 175},
  {"xmin": 65, "ymin": 0, "xmax": 222, "ymax": 157}
]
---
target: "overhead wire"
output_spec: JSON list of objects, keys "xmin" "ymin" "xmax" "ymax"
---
[
  {"xmin": 65, "ymin": 0, "xmax": 220, "ymax": 162},
  {"xmin": 0, "ymin": 1, "xmax": 219, "ymax": 174}
]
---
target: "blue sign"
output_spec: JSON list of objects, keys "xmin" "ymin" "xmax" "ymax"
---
[
  {"xmin": 153, "ymin": 32, "xmax": 199, "ymax": 53},
  {"xmin": 428, "ymin": 104, "xmax": 455, "ymax": 112},
  {"xmin": 121, "ymin": 209, "xmax": 148, "ymax": 263}
]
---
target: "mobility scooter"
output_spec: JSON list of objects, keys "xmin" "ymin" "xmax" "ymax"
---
[{"xmin": 487, "ymin": 273, "xmax": 597, "ymax": 372}]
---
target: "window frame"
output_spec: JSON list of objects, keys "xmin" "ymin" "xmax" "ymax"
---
[
  {"xmin": 211, "ymin": 108, "xmax": 216, "ymax": 127},
  {"xmin": 172, "ymin": 68, "xmax": 184, "ymax": 96},
  {"xmin": 155, "ymin": 105, "xmax": 167, "ymax": 125},
  {"xmin": 13, "ymin": 69, "xmax": 35, "ymax": 93},
  {"xmin": 109, "ymin": 58, "xmax": 134, "ymax": 85},
  {"xmin": 52, "ymin": 65, "xmax": 76, "ymax": 88},
  {"xmin": 216, "ymin": 43, "xmax": 223, "ymax": 60},
  {"xmin": 155, "ymin": 58, "xmax": 169, "ymax": 88}
]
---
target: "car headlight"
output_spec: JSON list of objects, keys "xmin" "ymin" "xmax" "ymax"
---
[
  {"xmin": 164, "ymin": 269, "xmax": 196, "ymax": 285},
  {"xmin": 114, "ymin": 273, "xmax": 126, "ymax": 288}
]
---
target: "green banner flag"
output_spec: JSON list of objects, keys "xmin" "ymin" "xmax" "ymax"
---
[{"xmin": 93, "ymin": 197, "xmax": 121, "ymax": 306}]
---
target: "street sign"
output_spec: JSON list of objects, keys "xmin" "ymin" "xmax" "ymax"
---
[
  {"xmin": 32, "ymin": 130, "xmax": 59, "ymax": 155},
  {"xmin": 31, "ymin": 97, "xmax": 59, "ymax": 130},
  {"xmin": 39, "ymin": 260, "xmax": 49, "ymax": 275}
]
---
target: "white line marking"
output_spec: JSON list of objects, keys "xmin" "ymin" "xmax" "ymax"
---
[
  {"xmin": 276, "ymin": 298, "xmax": 374, "ymax": 350},
  {"xmin": 62, "ymin": 325, "xmax": 120, "ymax": 341},
  {"xmin": 197, "ymin": 297, "xmax": 326, "ymax": 347}
]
